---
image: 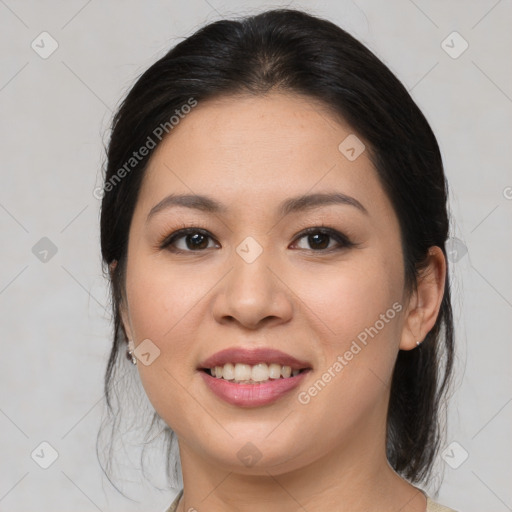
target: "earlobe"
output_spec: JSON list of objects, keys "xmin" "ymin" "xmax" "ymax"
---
[
  {"xmin": 109, "ymin": 259, "xmax": 133, "ymax": 342},
  {"xmin": 119, "ymin": 302, "xmax": 133, "ymax": 342},
  {"xmin": 399, "ymin": 246, "xmax": 446, "ymax": 351},
  {"xmin": 399, "ymin": 291, "xmax": 424, "ymax": 351},
  {"xmin": 109, "ymin": 260, "xmax": 117, "ymax": 279}
]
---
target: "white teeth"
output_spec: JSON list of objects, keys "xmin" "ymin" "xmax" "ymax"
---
[
  {"xmin": 251, "ymin": 363, "xmax": 269, "ymax": 382},
  {"xmin": 222, "ymin": 363, "xmax": 234, "ymax": 380},
  {"xmin": 207, "ymin": 362, "xmax": 304, "ymax": 383},
  {"xmin": 234, "ymin": 363, "xmax": 252, "ymax": 381},
  {"xmin": 268, "ymin": 363, "xmax": 281, "ymax": 379}
]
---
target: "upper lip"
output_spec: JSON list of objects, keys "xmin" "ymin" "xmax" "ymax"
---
[{"xmin": 198, "ymin": 347, "xmax": 312, "ymax": 371}]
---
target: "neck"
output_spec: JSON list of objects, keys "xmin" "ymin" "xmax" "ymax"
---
[{"xmin": 175, "ymin": 420, "xmax": 427, "ymax": 512}]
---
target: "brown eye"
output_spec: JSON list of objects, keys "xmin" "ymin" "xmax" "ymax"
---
[
  {"xmin": 161, "ymin": 228, "xmax": 218, "ymax": 252},
  {"xmin": 301, "ymin": 232, "xmax": 331, "ymax": 250},
  {"xmin": 292, "ymin": 227, "xmax": 354, "ymax": 252}
]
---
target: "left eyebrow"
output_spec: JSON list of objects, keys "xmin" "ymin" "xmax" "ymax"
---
[{"xmin": 278, "ymin": 192, "xmax": 368, "ymax": 217}]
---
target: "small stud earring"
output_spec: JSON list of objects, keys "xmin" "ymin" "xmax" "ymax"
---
[{"xmin": 127, "ymin": 339, "xmax": 137, "ymax": 365}]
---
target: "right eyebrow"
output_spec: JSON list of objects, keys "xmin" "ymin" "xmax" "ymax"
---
[{"xmin": 147, "ymin": 193, "xmax": 229, "ymax": 222}]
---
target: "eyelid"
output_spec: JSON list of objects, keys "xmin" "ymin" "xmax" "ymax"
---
[
  {"xmin": 291, "ymin": 226, "xmax": 356, "ymax": 250},
  {"xmin": 158, "ymin": 227, "xmax": 218, "ymax": 250}
]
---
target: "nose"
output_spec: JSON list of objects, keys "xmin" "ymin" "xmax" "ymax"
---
[{"xmin": 211, "ymin": 242, "xmax": 293, "ymax": 330}]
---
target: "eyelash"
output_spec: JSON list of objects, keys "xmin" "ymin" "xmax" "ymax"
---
[{"xmin": 158, "ymin": 225, "xmax": 357, "ymax": 254}]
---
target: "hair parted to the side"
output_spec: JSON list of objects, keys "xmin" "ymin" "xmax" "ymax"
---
[{"xmin": 97, "ymin": 7, "xmax": 455, "ymax": 496}]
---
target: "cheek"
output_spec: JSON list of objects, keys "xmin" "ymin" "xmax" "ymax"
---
[
  {"xmin": 287, "ymin": 253, "xmax": 403, "ymax": 347},
  {"xmin": 290, "ymin": 265, "xmax": 402, "ymax": 443},
  {"xmin": 122, "ymin": 255, "xmax": 206, "ymax": 413},
  {"xmin": 287, "ymin": 253, "xmax": 403, "ymax": 403},
  {"xmin": 125, "ymin": 251, "xmax": 204, "ymax": 340}
]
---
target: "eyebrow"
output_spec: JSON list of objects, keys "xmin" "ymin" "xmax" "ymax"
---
[{"xmin": 146, "ymin": 191, "xmax": 368, "ymax": 222}]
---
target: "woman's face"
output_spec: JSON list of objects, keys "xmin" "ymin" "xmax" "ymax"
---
[{"xmin": 120, "ymin": 92, "xmax": 420, "ymax": 475}]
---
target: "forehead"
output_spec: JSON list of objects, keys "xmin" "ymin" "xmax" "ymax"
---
[
  {"xmin": 149, "ymin": 92, "xmax": 353, "ymax": 169},
  {"xmin": 137, "ymin": 92, "xmax": 390, "ymax": 220}
]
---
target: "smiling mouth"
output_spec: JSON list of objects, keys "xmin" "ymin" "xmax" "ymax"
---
[{"xmin": 199, "ymin": 362, "xmax": 311, "ymax": 384}]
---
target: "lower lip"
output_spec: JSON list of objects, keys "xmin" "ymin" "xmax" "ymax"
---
[{"xmin": 198, "ymin": 369, "xmax": 311, "ymax": 407}]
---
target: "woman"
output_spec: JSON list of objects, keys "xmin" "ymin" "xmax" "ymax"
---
[{"xmin": 98, "ymin": 8, "xmax": 458, "ymax": 512}]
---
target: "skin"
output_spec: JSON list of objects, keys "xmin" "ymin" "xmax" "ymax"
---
[{"xmin": 118, "ymin": 92, "xmax": 446, "ymax": 512}]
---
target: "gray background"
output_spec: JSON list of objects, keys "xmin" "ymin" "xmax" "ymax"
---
[{"xmin": 1, "ymin": 1, "xmax": 511, "ymax": 511}]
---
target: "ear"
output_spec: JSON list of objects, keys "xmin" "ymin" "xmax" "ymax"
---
[
  {"xmin": 119, "ymin": 299, "xmax": 134, "ymax": 342},
  {"xmin": 399, "ymin": 246, "xmax": 446, "ymax": 351},
  {"xmin": 110, "ymin": 260, "xmax": 134, "ymax": 342},
  {"xmin": 108, "ymin": 260, "xmax": 117, "ymax": 279}
]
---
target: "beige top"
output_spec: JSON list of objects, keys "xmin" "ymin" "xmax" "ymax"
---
[{"xmin": 164, "ymin": 489, "xmax": 458, "ymax": 511}]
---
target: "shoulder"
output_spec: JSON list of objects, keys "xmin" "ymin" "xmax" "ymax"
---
[
  {"xmin": 164, "ymin": 490, "xmax": 459, "ymax": 512},
  {"xmin": 426, "ymin": 497, "xmax": 459, "ymax": 512},
  {"xmin": 163, "ymin": 489, "xmax": 183, "ymax": 512}
]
